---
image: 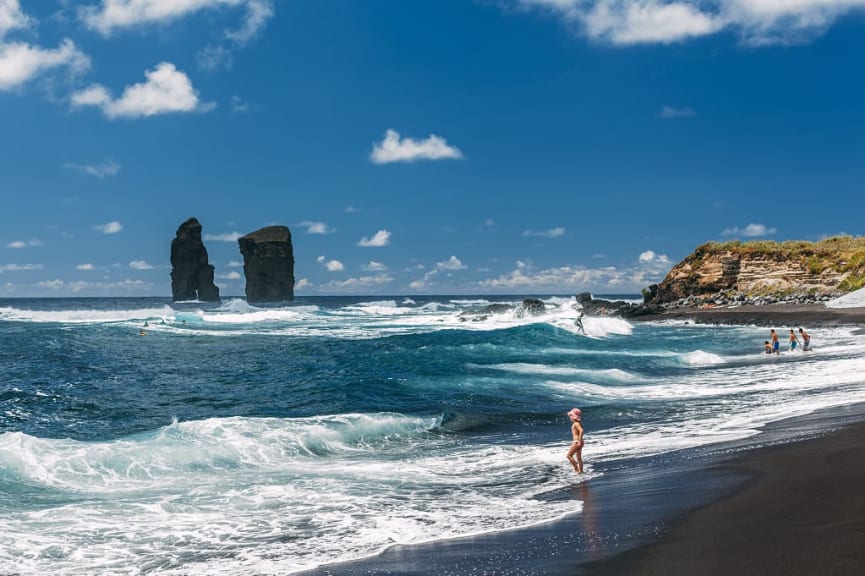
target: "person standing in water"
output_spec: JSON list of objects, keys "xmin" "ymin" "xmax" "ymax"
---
[
  {"xmin": 799, "ymin": 327, "xmax": 811, "ymax": 351},
  {"xmin": 770, "ymin": 329, "xmax": 780, "ymax": 355},
  {"xmin": 567, "ymin": 408, "xmax": 584, "ymax": 474},
  {"xmin": 789, "ymin": 329, "xmax": 800, "ymax": 351}
]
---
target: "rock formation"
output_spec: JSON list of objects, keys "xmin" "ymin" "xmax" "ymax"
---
[
  {"xmin": 170, "ymin": 217, "xmax": 220, "ymax": 302},
  {"xmin": 238, "ymin": 226, "xmax": 294, "ymax": 302},
  {"xmin": 643, "ymin": 236, "xmax": 865, "ymax": 308}
]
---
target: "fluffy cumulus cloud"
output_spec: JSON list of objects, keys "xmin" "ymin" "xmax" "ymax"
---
[
  {"xmin": 370, "ymin": 130, "xmax": 463, "ymax": 164},
  {"xmin": 1, "ymin": 2, "xmax": 90, "ymax": 91},
  {"xmin": 0, "ymin": 32, "xmax": 89, "ymax": 91},
  {"xmin": 437, "ymin": 255, "xmax": 467, "ymax": 270},
  {"xmin": 320, "ymin": 274, "xmax": 394, "ymax": 292},
  {"xmin": 6, "ymin": 238, "xmax": 41, "ymax": 248},
  {"xmin": 71, "ymin": 62, "xmax": 213, "ymax": 119},
  {"xmin": 79, "ymin": 0, "xmax": 273, "ymax": 37},
  {"xmin": 63, "ymin": 158, "xmax": 121, "ymax": 178},
  {"xmin": 516, "ymin": 0, "xmax": 865, "ymax": 45},
  {"xmin": 637, "ymin": 249, "xmax": 671, "ymax": 275},
  {"xmin": 317, "ymin": 255, "xmax": 344, "ymax": 272},
  {"xmin": 476, "ymin": 251, "xmax": 673, "ymax": 292},
  {"xmin": 76, "ymin": 263, "xmax": 95, "ymax": 270},
  {"xmin": 129, "ymin": 260, "xmax": 153, "ymax": 270},
  {"xmin": 93, "ymin": 221, "xmax": 123, "ymax": 234},
  {"xmin": 204, "ymin": 231, "xmax": 243, "ymax": 242},
  {"xmin": 294, "ymin": 277, "xmax": 310, "ymax": 290},
  {"xmin": 721, "ymin": 222, "xmax": 777, "ymax": 237},
  {"xmin": 357, "ymin": 230, "xmax": 391, "ymax": 247},
  {"xmin": 300, "ymin": 221, "xmax": 333, "ymax": 234},
  {"xmin": 363, "ymin": 261, "xmax": 388, "ymax": 271}
]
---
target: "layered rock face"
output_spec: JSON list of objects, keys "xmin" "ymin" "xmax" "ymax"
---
[
  {"xmin": 645, "ymin": 237, "xmax": 865, "ymax": 306},
  {"xmin": 170, "ymin": 217, "xmax": 220, "ymax": 302},
  {"xmin": 238, "ymin": 226, "xmax": 294, "ymax": 302}
]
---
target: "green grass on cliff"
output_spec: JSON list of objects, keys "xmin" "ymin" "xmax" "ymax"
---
[{"xmin": 692, "ymin": 236, "xmax": 865, "ymax": 292}]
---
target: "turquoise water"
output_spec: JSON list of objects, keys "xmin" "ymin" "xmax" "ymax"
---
[{"xmin": 2, "ymin": 296, "xmax": 864, "ymax": 574}]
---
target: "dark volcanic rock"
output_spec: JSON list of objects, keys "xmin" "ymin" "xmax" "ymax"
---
[
  {"xmin": 520, "ymin": 298, "xmax": 546, "ymax": 316},
  {"xmin": 238, "ymin": 226, "xmax": 294, "ymax": 303},
  {"xmin": 170, "ymin": 217, "xmax": 220, "ymax": 302}
]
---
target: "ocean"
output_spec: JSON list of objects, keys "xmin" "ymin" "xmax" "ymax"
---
[{"xmin": 2, "ymin": 295, "xmax": 865, "ymax": 575}]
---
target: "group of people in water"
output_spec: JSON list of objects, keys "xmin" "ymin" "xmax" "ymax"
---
[{"xmin": 765, "ymin": 327, "xmax": 811, "ymax": 354}]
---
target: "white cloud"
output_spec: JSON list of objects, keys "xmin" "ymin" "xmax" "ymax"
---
[
  {"xmin": 197, "ymin": 43, "xmax": 233, "ymax": 72},
  {"xmin": 0, "ymin": 0, "xmax": 31, "ymax": 39},
  {"xmin": 71, "ymin": 62, "xmax": 213, "ymax": 119},
  {"xmin": 7, "ymin": 238, "xmax": 41, "ymax": 248},
  {"xmin": 218, "ymin": 271, "xmax": 242, "ymax": 280},
  {"xmin": 227, "ymin": 260, "xmax": 243, "ymax": 267},
  {"xmin": 409, "ymin": 269, "xmax": 438, "ymax": 290},
  {"xmin": 295, "ymin": 277, "xmax": 310, "ymax": 290},
  {"xmin": 79, "ymin": 0, "xmax": 269, "ymax": 35},
  {"xmin": 476, "ymin": 252, "xmax": 673, "ymax": 292},
  {"xmin": 522, "ymin": 227, "xmax": 566, "ymax": 238},
  {"xmin": 0, "ymin": 263, "xmax": 42, "ymax": 272},
  {"xmin": 657, "ymin": 105, "xmax": 696, "ymax": 118},
  {"xmin": 320, "ymin": 274, "xmax": 394, "ymax": 291},
  {"xmin": 516, "ymin": 1, "xmax": 865, "ymax": 45},
  {"xmin": 129, "ymin": 260, "xmax": 153, "ymax": 270},
  {"xmin": 345, "ymin": 205, "xmax": 359, "ymax": 213},
  {"xmin": 437, "ymin": 255, "xmax": 467, "ymax": 270},
  {"xmin": 204, "ymin": 231, "xmax": 243, "ymax": 242},
  {"xmin": 63, "ymin": 158, "xmax": 121, "ymax": 178},
  {"xmin": 357, "ymin": 229, "xmax": 391, "ymax": 247},
  {"xmin": 363, "ymin": 261, "xmax": 388, "ymax": 272},
  {"xmin": 230, "ymin": 94, "xmax": 250, "ymax": 113},
  {"xmin": 226, "ymin": 0, "xmax": 274, "ymax": 44},
  {"xmin": 317, "ymin": 255, "xmax": 344, "ymax": 272},
  {"xmin": 721, "ymin": 222, "xmax": 777, "ymax": 237},
  {"xmin": 76, "ymin": 263, "xmax": 95, "ymax": 270},
  {"xmin": 0, "ymin": 39, "xmax": 89, "ymax": 91},
  {"xmin": 93, "ymin": 221, "xmax": 123, "ymax": 234},
  {"xmin": 300, "ymin": 221, "xmax": 333, "ymax": 234},
  {"xmin": 31, "ymin": 278, "xmax": 151, "ymax": 294},
  {"xmin": 370, "ymin": 129, "xmax": 463, "ymax": 164},
  {"xmin": 638, "ymin": 250, "xmax": 671, "ymax": 274}
]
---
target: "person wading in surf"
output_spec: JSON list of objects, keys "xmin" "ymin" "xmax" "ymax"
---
[{"xmin": 567, "ymin": 408, "xmax": 584, "ymax": 474}]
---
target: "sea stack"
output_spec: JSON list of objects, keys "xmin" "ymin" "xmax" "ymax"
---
[
  {"xmin": 170, "ymin": 217, "xmax": 220, "ymax": 302},
  {"xmin": 238, "ymin": 226, "xmax": 295, "ymax": 303}
]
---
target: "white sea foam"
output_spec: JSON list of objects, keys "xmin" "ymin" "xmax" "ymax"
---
[
  {"xmin": 0, "ymin": 305, "xmax": 174, "ymax": 324},
  {"xmin": 0, "ymin": 414, "xmax": 583, "ymax": 575}
]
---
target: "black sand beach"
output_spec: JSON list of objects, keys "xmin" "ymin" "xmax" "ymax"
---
[
  {"xmin": 589, "ymin": 420, "xmax": 865, "ymax": 575},
  {"xmin": 638, "ymin": 302, "xmax": 865, "ymax": 327}
]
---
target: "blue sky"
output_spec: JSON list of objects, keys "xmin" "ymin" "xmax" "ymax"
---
[{"xmin": 1, "ymin": 0, "xmax": 864, "ymax": 297}]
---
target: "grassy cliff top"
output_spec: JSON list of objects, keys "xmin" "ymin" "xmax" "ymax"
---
[
  {"xmin": 696, "ymin": 235, "xmax": 865, "ymax": 257},
  {"xmin": 689, "ymin": 235, "xmax": 865, "ymax": 292}
]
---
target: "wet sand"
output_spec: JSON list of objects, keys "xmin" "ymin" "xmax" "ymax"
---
[
  {"xmin": 587, "ymin": 420, "xmax": 865, "ymax": 576},
  {"xmin": 637, "ymin": 302, "xmax": 865, "ymax": 327}
]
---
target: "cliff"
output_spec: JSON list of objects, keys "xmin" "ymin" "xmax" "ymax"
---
[
  {"xmin": 238, "ymin": 226, "xmax": 295, "ymax": 302},
  {"xmin": 170, "ymin": 217, "xmax": 220, "ymax": 302},
  {"xmin": 644, "ymin": 236, "xmax": 865, "ymax": 307}
]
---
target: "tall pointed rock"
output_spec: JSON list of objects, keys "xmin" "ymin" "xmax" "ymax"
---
[{"xmin": 170, "ymin": 217, "xmax": 220, "ymax": 302}]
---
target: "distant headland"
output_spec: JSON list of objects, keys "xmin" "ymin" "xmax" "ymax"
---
[{"xmin": 624, "ymin": 236, "xmax": 865, "ymax": 326}]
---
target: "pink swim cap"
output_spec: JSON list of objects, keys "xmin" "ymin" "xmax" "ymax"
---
[{"xmin": 567, "ymin": 408, "xmax": 582, "ymax": 421}]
